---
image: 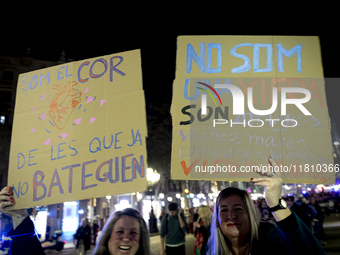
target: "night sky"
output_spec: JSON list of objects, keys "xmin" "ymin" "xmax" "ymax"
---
[{"xmin": 1, "ymin": 24, "xmax": 339, "ymax": 128}]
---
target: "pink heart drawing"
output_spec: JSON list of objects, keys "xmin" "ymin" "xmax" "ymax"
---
[
  {"xmin": 31, "ymin": 127, "xmax": 35, "ymax": 133},
  {"xmin": 84, "ymin": 88, "xmax": 89, "ymax": 93},
  {"xmin": 32, "ymin": 106, "xmax": 36, "ymax": 112},
  {"xmin": 90, "ymin": 117, "xmax": 96, "ymax": 124},
  {"xmin": 61, "ymin": 133, "xmax": 68, "ymax": 139},
  {"xmin": 100, "ymin": 100, "xmax": 106, "ymax": 107},
  {"xmin": 86, "ymin": 96, "xmax": 94, "ymax": 104},
  {"xmin": 44, "ymin": 138, "xmax": 51, "ymax": 146},
  {"xmin": 40, "ymin": 94, "xmax": 45, "ymax": 101},
  {"xmin": 74, "ymin": 118, "xmax": 82, "ymax": 124},
  {"xmin": 40, "ymin": 113, "xmax": 45, "ymax": 120}
]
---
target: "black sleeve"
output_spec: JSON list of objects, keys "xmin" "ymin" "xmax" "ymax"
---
[
  {"xmin": 7, "ymin": 216, "xmax": 45, "ymax": 255},
  {"xmin": 276, "ymin": 213, "xmax": 298, "ymax": 233}
]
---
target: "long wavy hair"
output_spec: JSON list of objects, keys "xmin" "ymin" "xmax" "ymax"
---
[
  {"xmin": 207, "ymin": 187, "xmax": 260, "ymax": 255},
  {"xmin": 198, "ymin": 205, "xmax": 213, "ymax": 228},
  {"xmin": 92, "ymin": 208, "xmax": 150, "ymax": 255}
]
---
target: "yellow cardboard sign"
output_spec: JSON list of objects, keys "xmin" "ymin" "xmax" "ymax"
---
[
  {"xmin": 171, "ymin": 36, "xmax": 334, "ymax": 184},
  {"xmin": 9, "ymin": 49, "xmax": 148, "ymax": 209}
]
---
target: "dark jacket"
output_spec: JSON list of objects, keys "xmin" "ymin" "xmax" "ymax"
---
[
  {"xmin": 291, "ymin": 200, "xmax": 317, "ymax": 228},
  {"xmin": 160, "ymin": 213, "xmax": 187, "ymax": 246},
  {"xmin": 251, "ymin": 212, "xmax": 325, "ymax": 255},
  {"xmin": 206, "ymin": 212, "xmax": 325, "ymax": 255},
  {"xmin": 194, "ymin": 220, "xmax": 211, "ymax": 255},
  {"xmin": 7, "ymin": 216, "xmax": 45, "ymax": 255},
  {"xmin": 75, "ymin": 225, "xmax": 91, "ymax": 250}
]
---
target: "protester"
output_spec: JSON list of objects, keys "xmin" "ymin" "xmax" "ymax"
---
[
  {"xmin": 207, "ymin": 156, "xmax": 326, "ymax": 255},
  {"xmin": 258, "ymin": 198, "xmax": 274, "ymax": 223},
  {"xmin": 74, "ymin": 217, "xmax": 91, "ymax": 255},
  {"xmin": 0, "ymin": 186, "xmax": 45, "ymax": 255},
  {"xmin": 193, "ymin": 205, "xmax": 212, "ymax": 255},
  {"xmin": 0, "ymin": 187, "xmax": 150, "ymax": 255},
  {"xmin": 310, "ymin": 196, "xmax": 327, "ymax": 245},
  {"xmin": 92, "ymin": 208, "xmax": 150, "ymax": 255},
  {"xmin": 184, "ymin": 207, "xmax": 193, "ymax": 234},
  {"xmin": 45, "ymin": 220, "xmax": 51, "ymax": 241},
  {"xmin": 96, "ymin": 218, "xmax": 105, "ymax": 243},
  {"xmin": 92, "ymin": 218, "xmax": 100, "ymax": 245},
  {"xmin": 291, "ymin": 194, "xmax": 317, "ymax": 229},
  {"xmin": 193, "ymin": 207, "xmax": 199, "ymax": 235},
  {"xmin": 160, "ymin": 202, "xmax": 187, "ymax": 255},
  {"xmin": 159, "ymin": 206, "xmax": 166, "ymax": 223}
]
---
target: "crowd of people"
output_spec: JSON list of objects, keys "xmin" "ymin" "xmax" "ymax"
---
[{"xmin": 0, "ymin": 157, "xmax": 331, "ymax": 255}]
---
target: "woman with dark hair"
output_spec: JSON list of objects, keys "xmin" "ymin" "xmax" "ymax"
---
[
  {"xmin": 74, "ymin": 217, "xmax": 91, "ymax": 254},
  {"xmin": 92, "ymin": 208, "xmax": 150, "ymax": 255},
  {"xmin": 207, "ymin": 157, "xmax": 326, "ymax": 255}
]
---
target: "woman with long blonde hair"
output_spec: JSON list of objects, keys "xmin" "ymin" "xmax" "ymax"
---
[
  {"xmin": 193, "ymin": 205, "xmax": 213, "ymax": 255},
  {"xmin": 206, "ymin": 157, "xmax": 326, "ymax": 255}
]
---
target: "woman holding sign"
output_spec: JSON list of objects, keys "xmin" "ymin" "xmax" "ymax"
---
[
  {"xmin": 0, "ymin": 188, "xmax": 150, "ymax": 255},
  {"xmin": 207, "ymin": 157, "xmax": 326, "ymax": 255}
]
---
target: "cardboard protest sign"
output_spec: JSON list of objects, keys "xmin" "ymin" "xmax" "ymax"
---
[
  {"xmin": 171, "ymin": 36, "xmax": 335, "ymax": 184},
  {"xmin": 9, "ymin": 49, "xmax": 148, "ymax": 209}
]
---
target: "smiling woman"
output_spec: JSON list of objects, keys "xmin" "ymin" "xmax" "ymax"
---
[
  {"xmin": 207, "ymin": 158, "xmax": 326, "ymax": 255},
  {"xmin": 93, "ymin": 208, "xmax": 150, "ymax": 255}
]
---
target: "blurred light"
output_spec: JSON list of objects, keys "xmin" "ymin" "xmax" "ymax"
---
[
  {"xmin": 189, "ymin": 193, "xmax": 194, "ymax": 198},
  {"xmin": 180, "ymin": 197, "xmax": 184, "ymax": 201},
  {"xmin": 176, "ymin": 193, "xmax": 181, "ymax": 199},
  {"xmin": 146, "ymin": 168, "xmax": 160, "ymax": 183},
  {"xmin": 302, "ymin": 190, "xmax": 307, "ymax": 194},
  {"xmin": 106, "ymin": 195, "xmax": 112, "ymax": 200},
  {"xmin": 250, "ymin": 193, "xmax": 263, "ymax": 200},
  {"xmin": 64, "ymin": 201, "xmax": 77, "ymax": 206},
  {"xmin": 181, "ymin": 200, "xmax": 185, "ymax": 209},
  {"xmin": 78, "ymin": 209, "xmax": 84, "ymax": 214},
  {"xmin": 298, "ymin": 185, "xmax": 301, "ymax": 187},
  {"xmin": 193, "ymin": 198, "xmax": 200, "ymax": 207},
  {"xmin": 197, "ymin": 193, "xmax": 204, "ymax": 199},
  {"xmin": 137, "ymin": 193, "xmax": 143, "ymax": 200},
  {"xmin": 115, "ymin": 200, "xmax": 131, "ymax": 211},
  {"xmin": 184, "ymin": 189, "xmax": 189, "ymax": 193},
  {"xmin": 167, "ymin": 197, "xmax": 173, "ymax": 202},
  {"xmin": 159, "ymin": 193, "xmax": 164, "ymax": 199},
  {"xmin": 283, "ymin": 185, "xmax": 290, "ymax": 190},
  {"xmin": 334, "ymin": 141, "xmax": 340, "ymax": 146},
  {"xmin": 186, "ymin": 195, "xmax": 190, "ymax": 198}
]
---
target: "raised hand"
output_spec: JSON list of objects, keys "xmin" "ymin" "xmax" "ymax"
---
[{"xmin": 0, "ymin": 186, "xmax": 28, "ymax": 229}]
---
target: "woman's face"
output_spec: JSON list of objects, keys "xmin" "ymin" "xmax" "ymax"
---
[
  {"xmin": 108, "ymin": 215, "xmax": 140, "ymax": 255},
  {"xmin": 310, "ymin": 197, "xmax": 316, "ymax": 205},
  {"xmin": 218, "ymin": 194, "xmax": 251, "ymax": 243}
]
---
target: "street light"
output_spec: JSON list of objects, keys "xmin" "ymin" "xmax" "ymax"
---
[
  {"xmin": 146, "ymin": 168, "xmax": 160, "ymax": 184},
  {"xmin": 137, "ymin": 193, "xmax": 143, "ymax": 201},
  {"xmin": 146, "ymin": 168, "xmax": 160, "ymax": 234}
]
